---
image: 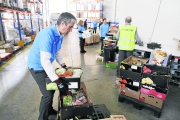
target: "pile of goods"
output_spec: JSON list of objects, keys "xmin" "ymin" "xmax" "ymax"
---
[
  {"xmin": 120, "ymin": 65, "xmax": 125, "ymax": 69},
  {"xmin": 118, "ymin": 78, "xmax": 127, "ymax": 87},
  {"xmin": 127, "ymin": 60, "xmax": 144, "ymax": 66},
  {"xmin": 141, "ymin": 77, "xmax": 153, "ymax": 85},
  {"xmin": 143, "ymin": 66, "xmax": 151, "ymax": 73},
  {"xmin": 153, "ymin": 50, "xmax": 167, "ymax": 65},
  {"xmin": 56, "ymin": 68, "xmax": 83, "ymax": 77},
  {"xmin": 62, "ymin": 89, "xmax": 88, "ymax": 106},
  {"xmin": 155, "ymin": 50, "xmax": 167, "ymax": 57}
]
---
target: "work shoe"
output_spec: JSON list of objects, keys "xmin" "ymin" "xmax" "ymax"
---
[
  {"xmin": 49, "ymin": 109, "xmax": 57, "ymax": 115},
  {"xmin": 80, "ymin": 50, "xmax": 86, "ymax": 53}
]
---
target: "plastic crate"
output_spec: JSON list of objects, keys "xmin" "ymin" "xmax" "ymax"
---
[
  {"xmin": 106, "ymin": 63, "xmax": 117, "ymax": 68},
  {"xmin": 90, "ymin": 104, "xmax": 111, "ymax": 120}
]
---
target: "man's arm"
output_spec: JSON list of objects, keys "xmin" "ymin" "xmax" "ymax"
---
[
  {"xmin": 39, "ymin": 34, "xmax": 58, "ymax": 82},
  {"xmin": 135, "ymin": 29, "xmax": 143, "ymax": 46},
  {"xmin": 55, "ymin": 49, "xmax": 65, "ymax": 65},
  {"xmin": 40, "ymin": 52, "xmax": 58, "ymax": 82}
]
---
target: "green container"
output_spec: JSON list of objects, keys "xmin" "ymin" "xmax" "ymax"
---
[{"xmin": 106, "ymin": 63, "xmax": 117, "ymax": 68}]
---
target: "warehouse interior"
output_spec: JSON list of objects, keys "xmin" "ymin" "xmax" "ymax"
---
[{"xmin": 0, "ymin": 0, "xmax": 180, "ymax": 120}]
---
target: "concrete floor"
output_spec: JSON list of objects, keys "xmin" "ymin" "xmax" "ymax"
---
[{"xmin": 0, "ymin": 29, "xmax": 180, "ymax": 120}]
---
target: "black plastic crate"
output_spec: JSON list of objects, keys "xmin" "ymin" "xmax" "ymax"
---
[
  {"xmin": 144, "ymin": 64, "xmax": 170, "ymax": 75},
  {"xmin": 90, "ymin": 104, "xmax": 111, "ymax": 120},
  {"xmin": 142, "ymin": 73, "xmax": 170, "ymax": 88},
  {"xmin": 147, "ymin": 43, "xmax": 161, "ymax": 49},
  {"xmin": 120, "ymin": 69, "xmax": 142, "ymax": 82},
  {"xmin": 119, "ymin": 77, "xmax": 140, "ymax": 91},
  {"xmin": 121, "ymin": 56, "xmax": 149, "ymax": 73},
  {"xmin": 59, "ymin": 83, "xmax": 93, "ymax": 120}
]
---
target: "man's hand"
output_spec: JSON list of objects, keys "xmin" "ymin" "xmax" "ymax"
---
[
  {"xmin": 61, "ymin": 63, "xmax": 67, "ymax": 68},
  {"xmin": 54, "ymin": 78, "xmax": 70, "ymax": 92}
]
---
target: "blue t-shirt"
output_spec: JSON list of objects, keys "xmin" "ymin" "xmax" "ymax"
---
[
  {"xmin": 78, "ymin": 25, "xmax": 85, "ymax": 38},
  {"xmin": 27, "ymin": 24, "xmax": 63, "ymax": 70},
  {"xmin": 93, "ymin": 22, "xmax": 97, "ymax": 28},
  {"xmin": 100, "ymin": 24, "xmax": 109, "ymax": 37}
]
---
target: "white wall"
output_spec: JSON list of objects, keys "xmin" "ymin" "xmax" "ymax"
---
[
  {"xmin": 116, "ymin": 0, "xmax": 180, "ymax": 48},
  {"xmin": 151, "ymin": 0, "xmax": 180, "ymax": 48},
  {"xmin": 103, "ymin": 0, "xmax": 116, "ymax": 22}
]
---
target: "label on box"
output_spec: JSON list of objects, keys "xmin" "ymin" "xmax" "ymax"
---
[
  {"xmin": 68, "ymin": 82, "xmax": 78, "ymax": 89},
  {"xmin": 131, "ymin": 65, "xmax": 137, "ymax": 70},
  {"xmin": 133, "ymin": 82, "xmax": 139, "ymax": 86}
]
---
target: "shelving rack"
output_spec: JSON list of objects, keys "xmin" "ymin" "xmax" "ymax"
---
[
  {"xmin": 67, "ymin": 0, "xmax": 103, "ymax": 28},
  {"xmin": 0, "ymin": 0, "xmax": 49, "ymax": 46}
]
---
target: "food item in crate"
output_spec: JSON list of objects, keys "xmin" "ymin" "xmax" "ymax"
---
[
  {"xmin": 72, "ymin": 69, "xmax": 83, "ymax": 77},
  {"xmin": 120, "ymin": 65, "xmax": 125, "ymax": 69},
  {"xmin": 56, "ymin": 68, "xmax": 66, "ymax": 75},
  {"xmin": 67, "ymin": 69, "xmax": 74, "ymax": 72},
  {"xmin": 156, "ymin": 50, "xmax": 167, "ymax": 57},
  {"xmin": 63, "ymin": 96, "xmax": 72, "ymax": 106},
  {"xmin": 119, "ymin": 78, "xmax": 127, "ymax": 83},
  {"xmin": 57, "ymin": 71, "xmax": 73, "ymax": 77},
  {"xmin": 143, "ymin": 66, "xmax": 151, "ymax": 73},
  {"xmin": 141, "ymin": 78, "xmax": 153, "ymax": 85}
]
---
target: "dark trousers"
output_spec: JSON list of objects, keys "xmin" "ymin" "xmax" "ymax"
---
[
  {"xmin": 84, "ymin": 26, "xmax": 87, "ymax": 30},
  {"xmin": 100, "ymin": 37, "xmax": 105, "ymax": 52},
  {"xmin": 29, "ymin": 69, "xmax": 55, "ymax": 120},
  {"xmin": 79, "ymin": 37, "xmax": 85, "ymax": 51},
  {"xmin": 116, "ymin": 50, "xmax": 133, "ymax": 75},
  {"xmin": 93, "ymin": 27, "xmax": 97, "ymax": 34}
]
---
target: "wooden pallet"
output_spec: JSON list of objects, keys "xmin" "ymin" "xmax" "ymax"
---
[
  {"xmin": 118, "ymin": 94, "xmax": 162, "ymax": 118},
  {"xmin": 0, "ymin": 53, "xmax": 13, "ymax": 61}
]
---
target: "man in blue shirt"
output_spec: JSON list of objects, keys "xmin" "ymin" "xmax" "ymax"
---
[
  {"xmin": 93, "ymin": 20, "xmax": 97, "ymax": 34},
  {"xmin": 99, "ymin": 18, "xmax": 109, "ymax": 56},
  {"xmin": 27, "ymin": 12, "xmax": 77, "ymax": 120}
]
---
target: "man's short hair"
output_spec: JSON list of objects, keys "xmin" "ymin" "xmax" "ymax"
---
[
  {"xmin": 103, "ymin": 18, "xmax": 106, "ymax": 21},
  {"xmin": 57, "ymin": 12, "xmax": 77, "ymax": 26},
  {"xmin": 125, "ymin": 17, "xmax": 132, "ymax": 23}
]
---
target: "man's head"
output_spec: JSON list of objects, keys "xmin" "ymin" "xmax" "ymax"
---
[
  {"xmin": 125, "ymin": 16, "xmax": 132, "ymax": 23},
  {"xmin": 57, "ymin": 12, "xmax": 77, "ymax": 35},
  {"xmin": 103, "ymin": 18, "xmax": 107, "ymax": 24},
  {"xmin": 85, "ymin": 19, "xmax": 87, "ymax": 21}
]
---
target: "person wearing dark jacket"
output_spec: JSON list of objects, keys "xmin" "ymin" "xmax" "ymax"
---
[
  {"xmin": 84, "ymin": 19, "xmax": 87, "ymax": 30},
  {"xmin": 78, "ymin": 20, "xmax": 86, "ymax": 53}
]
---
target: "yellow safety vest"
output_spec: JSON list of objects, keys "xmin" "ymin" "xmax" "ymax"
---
[{"xmin": 118, "ymin": 25, "xmax": 136, "ymax": 51}]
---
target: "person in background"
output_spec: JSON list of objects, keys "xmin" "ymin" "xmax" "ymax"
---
[
  {"xmin": 116, "ymin": 16, "xmax": 143, "ymax": 76},
  {"xmin": 99, "ymin": 18, "xmax": 109, "ymax": 56},
  {"xmin": 99, "ymin": 19, "xmax": 103, "ymax": 28},
  {"xmin": 84, "ymin": 19, "xmax": 87, "ymax": 30},
  {"xmin": 93, "ymin": 20, "xmax": 97, "ymax": 34},
  {"xmin": 78, "ymin": 20, "xmax": 86, "ymax": 53},
  {"xmin": 27, "ymin": 12, "xmax": 77, "ymax": 120}
]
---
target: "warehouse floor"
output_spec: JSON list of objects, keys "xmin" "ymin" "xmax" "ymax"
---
[{"xmin": 0, "ymin": 29, "xmax": 180, "ymax": 120}]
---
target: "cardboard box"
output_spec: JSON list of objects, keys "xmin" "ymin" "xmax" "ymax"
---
[
  {"xmin": 59, "ymin": 82, "xmax": 93, "ymax": 120},
  {"xmin": 140, "ymin": 87, "xmax": 167, "ymax": 100},
  {"xmin": 139, "ymin": 93, "xmax": 164, "ymax": 109},
  {"xmin": 93, "ymin": 33, "xmax": 100, "ymax": 43},
  {"xmin": 85, "ymin": 36, "xmax": 94, "ymax": 44},
  {"xmin": 120, "ymin": 87, "xmax": 140, "ymax": 100},
  {"xmin": 5, "ymin": 47, "xmax": 14, "ymax": 53},
  {"xmin": 173, "ymin": 38, "xmax": 180, "ymax": 50}
]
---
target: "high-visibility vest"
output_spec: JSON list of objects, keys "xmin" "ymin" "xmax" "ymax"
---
[{"xmin": 118, "ymin": 25, "xmax": 136, "ymax": 51}]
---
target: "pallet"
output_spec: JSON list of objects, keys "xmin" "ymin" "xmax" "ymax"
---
[
  {"xmin": 24, "ymin": 41, "xmax": 31, "ymax": 46},
  {"xmin": 90, "ymin": 104, "xmax": 111, "ymax": 120},
  {"xmin": 118, "ymin": 94, "xmax": 162, "ymax": 118},
  {"xmin": 0, "ymin": 53, "xmax": 13, "ymax": 61},
  {"xmin": 85, "ymin": 43, "xmax": 94, "ymax": 46},
  {"xmin": 94, "ymin": 42, "xmax": 99, "ymax": 44}
]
